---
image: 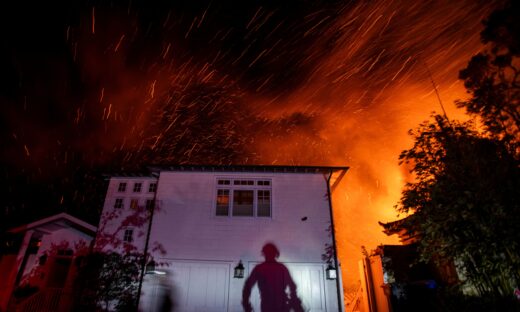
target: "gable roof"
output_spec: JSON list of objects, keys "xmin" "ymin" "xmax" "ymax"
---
[{"xmin": 8, "ymin": 213, "xmax": 97, "ymax": 236}]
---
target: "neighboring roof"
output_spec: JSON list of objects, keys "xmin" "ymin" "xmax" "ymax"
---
[
  {"xmin": 147, "ymin": 164, "xmax": 349, "ymax": 174},
  {"xmin": 379, "ymin": 217, "xmax": 417, "ymax": 244},
  {"xmin": 8, "ymin": 213, "xmax": 97, "ymax": 236}
]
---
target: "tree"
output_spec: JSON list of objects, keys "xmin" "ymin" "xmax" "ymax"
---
[
  {"xmin": 457, "ymin": 0, "xmax": 520, "ymax": 153},
  {"xmin": 397, "ymin": 115, "xmax": 520, "ymax": 296},
  {"xmin": 73, "ymin": 252, "xmax": 143, "ymax": 311},
  {"xmin": 392, "ymin": 1, "xmax": 520, "ymax": 300},
  {"xmin": 73, "ymin": 200, "xmax": 165, "ymax": 311}
]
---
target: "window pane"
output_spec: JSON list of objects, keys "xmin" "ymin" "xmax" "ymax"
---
[
  {"xmin": 233, "ymin": 190, "xmax": 254, "ymax": 216},
  {"xmin": 146, "ymin": 199, "xmax": 154, "ymax": 210},
  {"xmin": 133, "ymin": 183, "xmax": 142, "ymax": 192},
  {"xmin": 216, "ymin": 189, "xmax": 229, "ymax": 216},
  {"xmin": 257, "ymin": 190, "xmax": 271, "ymax": 217},
  {"xmin": 118, "ymin": 183, "xmax": 127, "ymax": 192},
  {"xmin": 148, "ymin": 183, "xmax": 157, "ymax": 192}
]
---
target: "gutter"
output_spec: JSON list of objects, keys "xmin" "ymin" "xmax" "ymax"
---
[
  {"xmin": 136, "ymin": 178, "xmax": 159, "ymax": 309},
  {"xmin": 326, "ymin": 169, "xmax": 347, "ymax": 312}
]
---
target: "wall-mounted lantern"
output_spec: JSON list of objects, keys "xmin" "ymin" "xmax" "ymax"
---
[
  {"xmin": 145, "ymin": 260, "xmax": 156, "ymax": 274},
  {"xmin": 234, "ymin": 260, "xmax": 245, "ymax": 278},
  {"xmin": 326, "ymin": 263, "xmax": 337, "ymax": 280},
  {"xmin": 145, "ymin": 260, "xmax": 166, "ymax": 275}
]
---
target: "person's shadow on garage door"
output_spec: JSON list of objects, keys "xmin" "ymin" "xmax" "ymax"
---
[{"xmin": 242, "ymin": 243, "xmax": 304, "ymax": 312}]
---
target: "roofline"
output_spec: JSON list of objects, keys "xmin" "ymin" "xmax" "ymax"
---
[
  {"xmin": 9, "ymin": 212, "xmax": 97, "ymax": 235},
  {"xmin": 147, "ymin": 164, "xmax": 349, "ymax": 174}
]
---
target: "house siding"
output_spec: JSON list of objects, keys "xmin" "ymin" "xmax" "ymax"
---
[{"xmin": 144, "ymin": 171, "xmax": 340, "ymax": 312}]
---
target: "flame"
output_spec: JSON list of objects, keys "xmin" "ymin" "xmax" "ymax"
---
[{"xmin": 4, "ymin": 0, "xmax": 504, "ymax": 291}]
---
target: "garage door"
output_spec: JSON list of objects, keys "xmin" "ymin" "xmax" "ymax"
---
[
  {"xmin": 248, "ymin": 262, "xmax": 327, "ymax": 312},
  {"xmin": 141, "ymin": 260, "xmax": 230, "ymax": 312}
]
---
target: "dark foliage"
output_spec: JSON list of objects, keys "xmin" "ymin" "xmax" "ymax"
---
[
  {"xmin": 398, "ymin": 116, "xmax": 520, "ymax": 296},
  {"xmin": 73, "ymin": 252, "xmax": 143, "ymax": 312}
]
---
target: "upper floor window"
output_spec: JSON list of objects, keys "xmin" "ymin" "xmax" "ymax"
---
[
  {"xmin": 133, "ymin": 183, "xmax": 142, "ymax": 193},
  {"xmin": 123, "ymin": 228, "xmax": 134, "ymax": 243},
  {"xmin": 118, "ymin": 182, "xmax": 127, "ymax": 192},
  {"xmin": 215, "ymin": 178, "xmax": 271, "ymax": 217},
  {"xmin": 148, "ymin": 183, "xmax": 157, "ymax": 193},
  {"xmin": 114, "ymin": 198, "xmax": 124, "ymax": 209},
  {"xmin": 130, "ymin": 198, "xmax": 139, "ymax": 210},
  {"xmin": 146, "ymin": 199, "xmax": 154, "ymax": 210}
]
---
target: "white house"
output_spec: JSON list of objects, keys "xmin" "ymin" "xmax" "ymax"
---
[
  {"xmin": 97, "ymin": 165, "xmax": 348, "ymax": 312},
  {"xmin": 0, "ymin": 213, "xmax": 97, "ymax": 312}
]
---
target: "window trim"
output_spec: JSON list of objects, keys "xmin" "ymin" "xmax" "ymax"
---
[
  {"xmin": 148, "ymin": 182, "xmax": 157, "ymax": 193},
  {"xmin": 130, "ymin": 198, "xmax": 139, "ymax": 210},
  {"xmin": 123, "ymin": 228, "xmax": 134, "ymax": 243},
  {"xmin": 117, "ymin": 182, "xmax": 127, "ymax": 192},
  {"xmin": 214, "ymin": 177, "xmax": 272, "ymax": 218},
  {"xmin": 114, "ymin": 198, "xmax": 124, "ymax": 209}
]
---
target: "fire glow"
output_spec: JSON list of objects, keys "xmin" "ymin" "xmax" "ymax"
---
[{"xmin": 2, "ymin": 0, "xmax": 504, "ymax": 291}]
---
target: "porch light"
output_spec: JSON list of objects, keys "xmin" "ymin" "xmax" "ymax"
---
[
  {"xmin": 145, "ymin": 260, "xmax": 156, "ymax": 274},
  {"xmin": 145, "ymin": 260, "xmax": 166, "ymax": 275},
  {"xmin": 326, "ymin": 263, "xmax": 337, "ymax": 280},
  {"xmin": 234, "ymin": 260, "xmax": 245, "ymax": 278}
]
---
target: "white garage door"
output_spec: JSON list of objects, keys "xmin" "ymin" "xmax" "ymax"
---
[
  {"xmin": 248, "ymin": 262, "xmax": 327, "ymax": 312},
  {"xmin": 171, "ymin": 261, "xmax": 230, "ymax": 312},
  {"xmin": 141, "ymin": 260, "xmax": 230, "ymax": 312}
]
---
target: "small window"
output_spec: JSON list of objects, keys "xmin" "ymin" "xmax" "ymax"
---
[
  {"xmin": 118, "ymin": 182, "xmax": 127, "ymax": 192},
  {"xmin": 216, "ymin": 190, "xmax": 230, "ymax": 216},
  {"xmin": 130, "ymin": 199, "xmax": 139, "ymax": 210},
  {"xmin": 123, "ymin": 229, "xmax": 134, "ymax": 243},
  {"xmin": 257, "ymin": 180, "xmax": 270, "ymax": 186},
  {"xmin": 148, "ymin": 183, "xmax": 157, "ymax": 192},
  {"xmin": 114, "ymin": 198, "xmax": 124, "ymax": 209},
  {"xmin": 217, "ymin": 179, "xmax": 230, "ymax": 185},
  {"xmin": 146, "ymin": 199, "xmax": 154, "ymax": 210},
  {"xmin": 233, "ymin": 190, "xmax": 254, "ymax": 216},
  {"xmin": 257, "ymin": 190, "xmax": 271, "ymax": 217},
  {"xmin": 234, "ymin": 180, "xmax": 254, "ymax": 186},
  {"xmin": 133, "ymin": 183, "xmax": 142, "ymax": 193}
]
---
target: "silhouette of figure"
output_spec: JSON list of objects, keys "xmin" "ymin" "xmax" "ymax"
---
[
  {"xmin": 156, "ymin": 275, "xmax": 175, "ymax": 312},
  {"xmin": 242, "ymin": 243, "xmax": 304, "ymax": 312}
]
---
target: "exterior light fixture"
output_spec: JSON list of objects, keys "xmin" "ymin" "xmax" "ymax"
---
[
  {"xmin": 234, "ymin": 260, "xmax": 245, "ymax": 278},
  {"xmin": 145, "ymin": 260, "xmax": 156, "ymax": 274},
  {"xmin": 326, "ymin": 263, "xmax": 337, "ymax": 280},
  {"xmin": 145, "ymin": 260, "xmax": 165, "ymax": 275}
]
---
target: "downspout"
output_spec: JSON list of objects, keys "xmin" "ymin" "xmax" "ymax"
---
[
  {"xmin": 136, "ymin": 177, "xmax": 159, "ymax": 310},
  {"xmin": 326, "ymin": 170, "xmax": 344, "ymax": 312}
]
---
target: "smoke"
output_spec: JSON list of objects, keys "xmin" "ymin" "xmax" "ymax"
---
[{"xmin": 1, "ymin": 0, "xmax": 505, "ymax": 289}]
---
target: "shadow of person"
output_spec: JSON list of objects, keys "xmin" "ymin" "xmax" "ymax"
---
[
  {"xmin": 242, "ymin": 243, "xmax": 304, "ymax": 312},
  {"xmin": 156, "ymin": 274, "xmax": 176, "ymax": 312}
]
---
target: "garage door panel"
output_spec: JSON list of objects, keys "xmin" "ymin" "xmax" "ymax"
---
[
  {"xmin": 248, "ymin": 262, "xmax": 326, "ymax": 312},
  {"xmin": 169, "ymin": 261, "xmax": 230, "ymax": 312}
]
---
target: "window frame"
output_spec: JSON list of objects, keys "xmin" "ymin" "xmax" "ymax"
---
[
  {"xmin": 114, "ymin": 198, "xmax": 124, "ymax": 209},
  {"xmin": 214, "ymin": 178, "xmax": 272, "ymax": 218},
  {"xmin": 133, "ymin": 182, "xmax": 142, "ymax": 193},
  {"xmin": 123, "ymin": 228, "xmax": 134, "ymax": 243},
  {"xmin": 117, "ymin": 182, "xmax": 127, "ymax": 192},
  {"xmin": 148, "ymin": 182, "xmax": 157, "ymax": 193},
  {"xmin": 130, "ymin": 198, "xmax": 139, "ymax": 210}
]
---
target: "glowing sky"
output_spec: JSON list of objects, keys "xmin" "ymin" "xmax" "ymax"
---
[{"xmin": 0, "ymin": 0, "xmax": 505, "ymax": 290}]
